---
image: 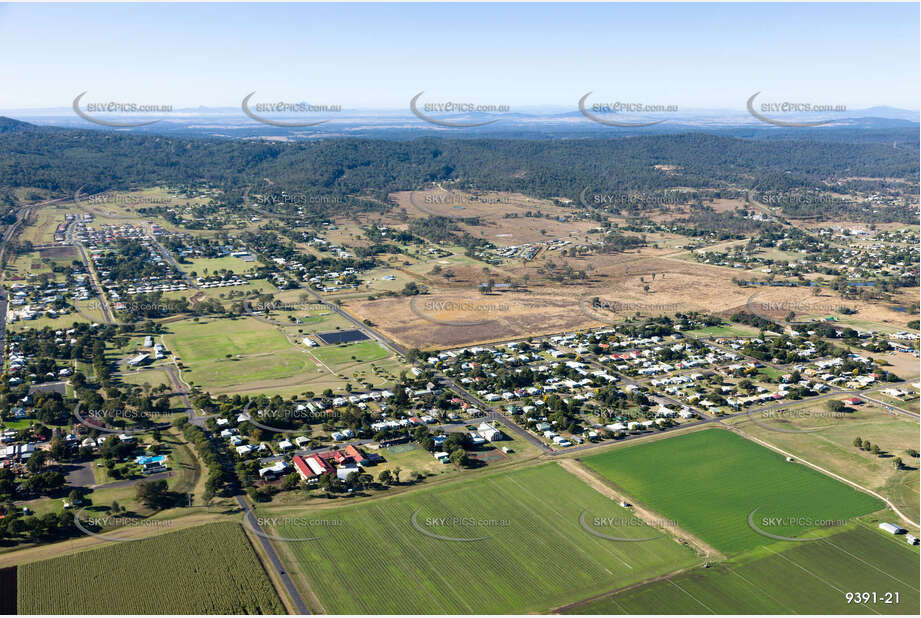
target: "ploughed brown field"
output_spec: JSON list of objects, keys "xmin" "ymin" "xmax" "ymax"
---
[
  {"xmin": 333, "ymin": 190, "xmax": 919, "ymax": 350},
  {"xmin": 347, "ymin": 252, "xmax": 916, "ymax": 349}
]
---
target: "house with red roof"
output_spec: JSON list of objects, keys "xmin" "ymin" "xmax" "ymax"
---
[
  {"xmin": 292, "ymin": 444, "xmax": 381, "ymax": 481},
  {"xmin": 292, "ymin": 454, "xmax": 334, "ymax": 480}
]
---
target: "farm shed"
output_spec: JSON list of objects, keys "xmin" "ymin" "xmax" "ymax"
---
[{"xmin": 878, "ymin": 522, "xmax": 906, "ymax": 535}]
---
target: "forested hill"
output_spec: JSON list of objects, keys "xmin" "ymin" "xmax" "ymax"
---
[{"xmin": 0, "ymin": 116, "xmax": 917, "ymax": 208}]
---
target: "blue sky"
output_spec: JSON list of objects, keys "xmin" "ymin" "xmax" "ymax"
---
[{"xmin": 0, "ymin": 2, "xmax": 917, "ymax": 110}]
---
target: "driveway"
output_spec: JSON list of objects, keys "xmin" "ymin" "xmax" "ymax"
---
[{"xmin": 63, "ymin": 461, "xmax": 96, "ymax": 487}]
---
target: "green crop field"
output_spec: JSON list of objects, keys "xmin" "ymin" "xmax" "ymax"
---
[
  {"xmin": 17, "ymin": 522, "xmax": 284, "ymax": 614},
  {"xmin": 567, "ymin": 525, "xmax": 920, "ymax": 614},
  {"xmin": 725, "ymin": 402, "xmax": 921, "ymax": 520},
  {"xmin": 312, "ymin": 340, "xmax": 390, "ymax": 365},
  {"xmin": 166, "ymin": 317, "xmax": 292, "ymax": 361},
  {"xmin": 582, "ymin": 429, "xmax": 885, "ymax": 554},
  {"xmin": 267, "ymin": 463, "xmax": 700, "ymax": 613},
  {"xmin": 164, "ymin": 317, "xmax": 317, "ymax": 392},
  {"xmin": 179, "ymin": 256, "xmax": 258, "ymax": 276}
]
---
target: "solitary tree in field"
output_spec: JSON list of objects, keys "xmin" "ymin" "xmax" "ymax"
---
[
  {"xmin": 894, "ymin": 457, "xmax": 904, "ymax": 470},
  {"xmin": 450, "ymin": 448, "xmax": 470, "ymax": 468},
  {"xmin": 136, "ymin": 479, "xmax": 169, "ymax": 509}
]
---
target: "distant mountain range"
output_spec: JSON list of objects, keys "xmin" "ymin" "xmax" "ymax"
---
[{"xmin": 0, "ymin": 103, "xmax": 917, "ymax": 140}]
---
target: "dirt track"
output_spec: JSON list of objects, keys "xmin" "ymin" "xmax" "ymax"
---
[
  {"xmin": 0, "ymin": 513, "xmax": 233, "ymax": 568},
  {"xmin": 557, "ymin": 459, "xmax": 724, "ymax": 561}
]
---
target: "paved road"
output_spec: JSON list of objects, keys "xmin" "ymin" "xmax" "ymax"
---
[
  {"xmin": 543, "ymin": 380, "xmax": 919, "ymax": 457},
  {"xmin": 435, "ymin": 376, "xmax": 550, "ymax": 452},
  {"xmin": 66, "ymin": 218, "xmax": 116, "ymax": 325},
  {"xmin": 27, "ymin": 381, "xmax": 68, "ymax": 395},
  {"xmin": 172, "ymin": 377, "xmax": 308, "ymax": 614},
  {"xmin": 235, "ymin": 494, "xmax": 310, "ymax": 614},
  {"xmin": 0, "ymin": 288, "xmax": 8, "ymax": 361},
  {"xmin": 0, "ymin": 201, "xmax": 37, "ymax": 357},
  {"xmin": 145, "ymin": 223, "xmax": 199, "ymax": 290},
  {"xmin": 14, "ymin": 467, "xmax": 171, "ymax": 505},
  {"xmin": 0, "ymin": 199, "xmax": 67, "ymax": 354},
  {"xmin": 257, "ymin": 439, "xmax": 375, "ymax": 466},
  {"xmin": 92, "ymin": 470, "xmax": 173, "ymax": 490},
  {"xmin": 300, "ymin": 286, "xmax": 408, "ymax": 356},
  {"xmin": 252, "ymin": 285, "xmax": 920, "ymax": 460},
  {"xmin": 575, "ymin": 351, "xmax": 712, "ymax": 419},
  {"xmin": 264, "ymin": 286, "xmax": 552, "ymax": 451},
  {"xmin": 161, "ymin": 362, "xmax": 214, "ymax": 427},
  {"xmin": 63, "ymin": 461, "xmax": 96, "ymax": 487},
  {"xmin": 254, "ymin": 269, "xmax": 921, "ymax": 524},
  {"xmin": 128, "ymin": 358, "xmax": 306, "ymax": 611}
]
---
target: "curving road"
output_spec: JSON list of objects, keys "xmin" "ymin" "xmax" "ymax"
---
[{"xmin": 236, "ymin": 495, "xmax": 310, "ymax": 614}]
